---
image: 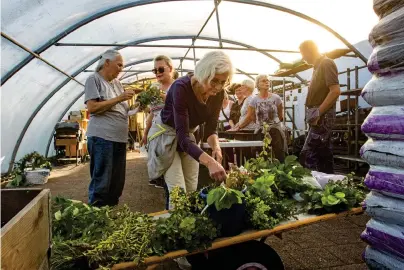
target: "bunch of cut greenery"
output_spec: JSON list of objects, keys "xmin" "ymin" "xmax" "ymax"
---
[{"xmin": 135, "ymin": 83, "xmax": 163, "ymax": 109}]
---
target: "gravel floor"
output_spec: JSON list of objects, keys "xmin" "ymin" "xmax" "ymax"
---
[{"xmin": 44, "ymin": 152, "xmax": 369, "ymax": 270}]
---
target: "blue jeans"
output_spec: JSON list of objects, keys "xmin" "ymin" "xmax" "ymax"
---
[{"xmin": 87, "ymin": 136, "xmax": 126, "ymax": 207}]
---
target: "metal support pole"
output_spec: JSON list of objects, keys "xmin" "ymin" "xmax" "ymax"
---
[
  {"xmin": 354, "ymin": 66, "xmax": 359, "ymax": 159},
  {"xmin": 283, "ymin": 78, "xmax": 286, "ymax": 125},
  {"xmin": 338, "ymin": 65, "xmax": 367, "ymax": 75},
  {"xmin": 1, "ymin": 32, "xmax": 84, "ymax": 172},
  {"xmin": 119, "ymin": 66, "xmax": 133, "ymax": 80},
  {"xmin": 346, "ymin": 68, "xmax": 351, "ymax": 169},
  {"xmin": 292, "ymin": 105, "xmax": 295, "ymax": 143},
  {"xmin": 214, "ymin": 0, "xmax": 223, "ymax": 48},
  {"xmin": 193, "ymin": 39, "xmax": 197, "ymax": 67},
  {"xmin": 181, "ymin": 6, "xmax": 217, "ymax": 65},
  {"xmin": 1, "ymin": 32, "xmax": 84, "ymax": 86},
  {"xmin": 55, "ymin": 42, "xmax": 301, "ymax": 53},
  {"xmin": 180, "ymin": 59, "xmax": 183, "ymax": 76}
]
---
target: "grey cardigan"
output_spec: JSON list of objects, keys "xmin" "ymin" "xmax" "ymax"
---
[{"xmin": 147, "ymin": 115, "xmax": 197, "ymax": 180}]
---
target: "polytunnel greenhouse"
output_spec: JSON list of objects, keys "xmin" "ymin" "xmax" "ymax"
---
[{"xmin": 2, "ymin": 0, "xmax": 404, "ymax": 269}]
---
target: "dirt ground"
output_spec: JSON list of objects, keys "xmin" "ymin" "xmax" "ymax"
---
[{"xmin": 44, "ymin": 152, "xmax": 369, "ymax": 270}]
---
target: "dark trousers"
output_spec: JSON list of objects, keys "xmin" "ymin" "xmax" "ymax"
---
[
  {"xmin": 163, "ymin": 182, "xmax": 169, "ymax": 210},
  {"xmin": 269, "ymin": 128, "xmax": 286, "ymax": 163},
  {"xmin": 300, "ymin": 109, "xmax": 335, "ymax": 174},
  {"xmin": 87, "ymin": 136, "xmax": 126, "ymax": 207}
]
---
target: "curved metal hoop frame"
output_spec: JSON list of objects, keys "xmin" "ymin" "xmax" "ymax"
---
[{"xmin": 2, "ymin": 0, "xmax": 368, "ymax": 171}]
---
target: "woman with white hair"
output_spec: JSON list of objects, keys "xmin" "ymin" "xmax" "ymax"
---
[
  {"xmin": 229, "ymin": 79, "xmax": 257, "ymax": 131},
  {"xmin": 233, "ymin": 74, "xmax": 287, "ymax": 162},
  {"xmin": 147, "ymin": 51, "xmax": 233, "ymax": 207},
  {"xmin": 84, "ymin": 50, "xmax": 135, "ymax": 207}
]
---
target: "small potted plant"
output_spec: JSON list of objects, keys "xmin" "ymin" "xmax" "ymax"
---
[{"xmin": 7, "ymin": 152, "xmax": 52, "ymax": 187}]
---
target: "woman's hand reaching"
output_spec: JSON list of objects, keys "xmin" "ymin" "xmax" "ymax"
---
[{"xmin": 207, "ymin": 160, "xmax": 227, "ymax": 182}]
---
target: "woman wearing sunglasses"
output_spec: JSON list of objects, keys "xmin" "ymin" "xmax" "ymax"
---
[
  {"xmin": 147, "ymin": 51, "xmax": 233, "ymax": 208},
  {"xmin": 142, "ymin": 55, "xmax": 176, "ymax": 188}
]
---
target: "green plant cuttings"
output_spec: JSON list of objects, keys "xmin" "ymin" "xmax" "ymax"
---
[
  {"xmin": 50, "ymin": 147, "xmax": 367, "ymax": 268},
  {"xmin": 135, "ymin": 84, "xmax": 163, "ymax": 109},
  {"xmin": 301, "ymin": 173, "xmax": 367, "ymax": 215}
]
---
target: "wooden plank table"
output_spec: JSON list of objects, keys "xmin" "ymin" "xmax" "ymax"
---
[{"xmin": 112, "ymin": 207, "xmax": 364, "ymax": 269}]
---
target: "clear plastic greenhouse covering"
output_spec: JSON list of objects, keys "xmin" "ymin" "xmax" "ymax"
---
[{"xmin": 0, "ymin": 0, "xmax": 378, "ymax": 173}]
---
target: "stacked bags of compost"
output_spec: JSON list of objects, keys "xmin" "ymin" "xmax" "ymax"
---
[{"xmin": 360, "ymin": 1, "xmax": 404, "ymax": 268}]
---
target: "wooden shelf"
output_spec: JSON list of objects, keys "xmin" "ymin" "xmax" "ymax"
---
[{"xmin": 273, "ymin": 48, "xmax": 352, "ymax": 77}]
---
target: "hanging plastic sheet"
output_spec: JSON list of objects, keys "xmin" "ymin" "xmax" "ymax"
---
[{"xmin": 361, "ymin": 73, "xmax": 404, "ymax": 106}]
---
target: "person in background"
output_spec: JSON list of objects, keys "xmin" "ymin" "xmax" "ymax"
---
[
  {"xmin": 299, "ymin": 40, "xmax": 341, "ymax": 173},
  {"xmin": 218, "ymin": 91, "xmax": 234, "ymax": 130},
  {"xmin": 229, "ymin": 79, "xmax": 257, "ymax": 131},
  {"xmin": 84, "ymin": 50, "xmax": 134, "ymax": 207},
  {"xmin": 228, "ymin": 83, "xmax": 244, "ymax": 128},
  {"xmin": 232, "ymin": 74, "xmax": 287, "ymax": 162},
  {"xmin": 141, "ymin": 55, "xmax": 176, "ymax": 188}
]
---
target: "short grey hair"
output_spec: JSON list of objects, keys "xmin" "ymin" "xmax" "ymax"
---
[
  {"xmin": 96, "ymin": 50, "xmax": 121, "ymax": 71},
  {"xmin": 194, "ymin": 51, "xmax": 234, "ymax": 85},
  {"xmin": 241, "ymin": 79, "xmax": 255, "ymax": 92},
  {"xmin": 255, "ymin": 74, "xmax": 269, "ymax": 87}
]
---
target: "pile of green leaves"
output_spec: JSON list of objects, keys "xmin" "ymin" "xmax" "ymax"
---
[
  {"xmin": 135, "ymin": 84, "xmax": 163, "ymax": 108},
  {"xmin": 152, "ymin": 187, "xmax": 218, "ymax": 255},
  {"xmin": 301, "ymin": 174, "xmax": 367, "ymax": 215},
  {"xmin": 49, "ymin": 151, "xmax": 367, "ymax": 269},
  {"xmin": 51, "ymin": 198, "xmax": 155, "ymax": 269},
  {"xmin": 244, "ymin": 156, "xmax": 272, "ymax": 178},
  {"xmin": 246, "ymin": 154, "xmax": 313, "ymax": 197},
  {"xmin": 269, "ymin": 156, "xmax": 313, "ymax": 196},
  {"xmin": 206, "ymin": 185, "xmax": 245, "ymax": 211},
  {"xmin": 244, "ymin": 171, "xmax": 297, "ymax": 230}
]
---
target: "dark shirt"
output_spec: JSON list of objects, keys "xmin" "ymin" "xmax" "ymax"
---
[
  {"xmin": 305, "ymin": 56, "xmax": 339, "ymax": 107},
  {"xmin": 161, "ymin": 75, "xmax": 224, "ymax": 161},
  {"xmin": 229, "ymin": 99, "xmax": 244, "ymax": 125}
]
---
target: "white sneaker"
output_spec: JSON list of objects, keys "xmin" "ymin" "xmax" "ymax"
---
[{"xmin": 174, "ymin": 257, "xmax": 192, "ymax": 270}]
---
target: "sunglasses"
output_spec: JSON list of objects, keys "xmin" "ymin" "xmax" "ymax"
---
[{"xmin": 152, "ymin": 67, "xmax": 166, "ymax": 74}]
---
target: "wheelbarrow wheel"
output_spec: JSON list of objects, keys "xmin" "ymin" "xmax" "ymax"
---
[
  {"xmin": 188, "ymin": 240, "xmax": 284, "ymax": 270},
  {"xmin": 227, "ymin": 241, "xmax": 284, "ymax": 270}
]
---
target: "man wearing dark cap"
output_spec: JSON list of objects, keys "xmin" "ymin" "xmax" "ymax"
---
[{"xmin": 299, "ymin": 40, "xmax": 341, "ymax": 174}]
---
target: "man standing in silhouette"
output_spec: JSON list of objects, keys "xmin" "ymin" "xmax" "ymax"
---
[{"xmin": 299, "ymin": 40, "xmax": 341, "ymax": 174}]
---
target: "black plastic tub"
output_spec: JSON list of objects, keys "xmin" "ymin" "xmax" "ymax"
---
[{"xmin": 200, "ymin": 186, "xmax": 247, "ymax": 237}]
